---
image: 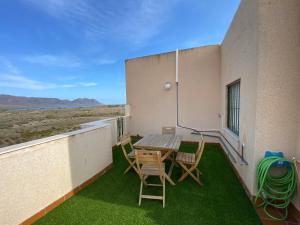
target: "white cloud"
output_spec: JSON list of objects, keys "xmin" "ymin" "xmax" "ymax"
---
[
  {"xmin": 23, "ymin": 54, "xmax": 81, "ymax": 67},
  {"xmin": 79, "ymin": 82, "xmax": 98, "ymax": 87},
  {"xmin": 0, "ymin": 74, "xmax": 98, "ymax": 90},
  {"xmin": 0, "ymin": 74, "xmax": 57, "ymax": 90},
  {"xmin": 0, "ymin": 58, "xmax": 98, "ymax": 90},
  {"xmin": 24, "ymin": 0, "xmax": 180, "ymax": 45},
  {"xmin": 61, "ymin": 84, "xmax": 76, "ymax": 88}
]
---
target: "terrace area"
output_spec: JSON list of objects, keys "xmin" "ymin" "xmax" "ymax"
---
[
  {"xmin": 0, "ymin": 1, "xmax": 299, "ymax": 224},
  {"xmin": 33, "ymin": 139, "xmax": 262, "ymax": 225},
  {"xmin": 1, "ymin": 116, "xmax": 299, "ymax": 225}
]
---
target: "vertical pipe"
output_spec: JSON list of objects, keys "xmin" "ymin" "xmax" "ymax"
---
[
  {"xmin": 176, "ymin": 49, "xmax": 179, "ymax": 83},
  {"xmin": 231, "ymin": 86, "xmax": 233, "ymax": 132},
  {"xmin": 237, "ymin": 84, "xmax": 239, "ymax": 134},
  {"xmin": 238, "ymin": 82, "xmax": 240, "ymax": 135},
  {"xmin": 235, "ymin": 83, "xmax": 238, "ymax": 134},
  {"xmin": 231, "ymin": 86, "xmax": 234, "ymax": 133},
  {"xmin": 234, "ymin": 84, "xmax": 237, "ymax": 134},
  {"xmin": 233, "ymin": 85, "xmax": 235, "ymax": 133},
  {"xmin": 176, "ymin": 49, "xmax": 179, "ymax": 126}
]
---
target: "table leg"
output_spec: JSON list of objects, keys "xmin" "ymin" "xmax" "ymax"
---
[
  {"xmin": 164, "ymin": 172, "xmax": 175, "ymax": 185},
  {"xmin": 162, "ymin": 150, "xmax": 176, "ymax": 185},
  {"xmin": 168, "ymin": 160, "xmax": 175, "ymax": 177},
  {"xmin": 168, "ymin": 152, "xmax": 178, "ymax": 177},
  {"xmin": 161, "ymin": 149, "xmax": 172, "ymax": 161}
]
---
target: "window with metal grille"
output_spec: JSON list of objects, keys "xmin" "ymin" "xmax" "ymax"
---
[{"xmin": 227, "ymin": 80, "xmax": 240, "ymax": 136}]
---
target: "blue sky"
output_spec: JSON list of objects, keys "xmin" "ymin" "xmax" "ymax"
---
[{"xmin": 0, "ymin": 0, "xmax": 240, "ymax": 104}]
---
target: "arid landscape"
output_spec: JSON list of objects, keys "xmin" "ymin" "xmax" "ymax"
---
[{"xmin": 0, "ymin": 105, "xmax": 124, "ymax": 148}]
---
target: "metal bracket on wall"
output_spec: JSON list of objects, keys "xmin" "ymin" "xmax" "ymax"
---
[{"xmin": 191, "ymin": 130, "xmax": 248, "ymax": 165}]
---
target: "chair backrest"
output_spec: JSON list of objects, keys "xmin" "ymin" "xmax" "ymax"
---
[
  {"xmin": 135, "ymin": 150, "xmax": 163, "ymax": 173},
  {"xmin": 195, "ymin": 135, "xmax": 204, "ymax": 154},
  {"xmin": 195, "ymin": 136, "xmax": 205, "ymax": 165},
  {"xmin": 120, "ymin": 136, "xmax": 134, "ymax": 158},
  {"xmin": 162, "ymin": 127, "xmax": 176, "ymax": 135}
]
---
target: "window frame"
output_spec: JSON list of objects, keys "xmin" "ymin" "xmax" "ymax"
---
[{"xmin": 226, "ymin": 79, "xmax": 240, "ymax": 136}]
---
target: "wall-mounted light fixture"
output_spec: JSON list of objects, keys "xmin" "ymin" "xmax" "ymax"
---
[{"xmin": 164, "ymin": 82, "xmax": 172, "ymax": 91}]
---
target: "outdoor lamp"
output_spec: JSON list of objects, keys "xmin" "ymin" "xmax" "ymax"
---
[{"xmin": 164, "ymin": 82, "xmax": 172, "ymax": 91}]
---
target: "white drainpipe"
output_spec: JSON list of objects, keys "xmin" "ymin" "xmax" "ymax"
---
[
  {"xmin": 174, "ymin": 48, "xmax": 247, "ymax": 165},
  {"xmin": 176, "ymin": 49, "xmax": 179, "ymax": 83}
]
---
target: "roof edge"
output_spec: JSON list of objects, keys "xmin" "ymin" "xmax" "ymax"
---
[{"xmin": 125, "ymin": 44, "xmax": 220, "ymax": 62}]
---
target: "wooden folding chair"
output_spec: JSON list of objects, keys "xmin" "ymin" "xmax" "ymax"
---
[
  {"xmin": 120, "ymin": 136, "xmax": 138, "ymax": 174},
  {"xmin": 161, "ymin": 127, "xmax": 176, "ymax": 164},
  {"xmin": 176, "ymin": 136, "xmax": 205, "ymax": 186},
  {"xmin": 162, "ymin": 127, "xmax": 176, "ymax": 135},
  {"xmin": 135, "ymin": 150, "xmax": 166, "ymax": 208}
]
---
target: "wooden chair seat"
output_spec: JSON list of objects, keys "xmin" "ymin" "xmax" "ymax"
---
[
  {"xmin": 176, "ymin": 152, "xmax": 195, "ymax": 164},
  {"xmin": 120, "ymin": 136, "xmax": 138, "ymax": 174},
  {"xmin": 141, "ymin": 163, "xmax": 165, "ymax": 176},
  {"xmin": 176, "ymin": 136, "xmax": 205, "ymax": 186}
]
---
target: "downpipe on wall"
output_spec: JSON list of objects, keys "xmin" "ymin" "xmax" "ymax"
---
[{"xmin": 174, "ymin": 49, "xmax": 248, "ymax": 166}]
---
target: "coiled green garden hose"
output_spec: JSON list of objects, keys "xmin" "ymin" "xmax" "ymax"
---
[{"xmin": 255, "ymin": 156, "xmax": 297, "ymax": 220}]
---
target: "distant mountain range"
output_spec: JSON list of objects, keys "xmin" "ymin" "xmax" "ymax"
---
[{"xmin": 0, "ymin": 94, "xmax": 102, "ymax": 109}]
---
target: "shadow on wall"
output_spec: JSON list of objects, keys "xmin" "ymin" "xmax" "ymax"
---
[{"xmin": 66, "ymin": 126, "xmax": 113, "ymax": 203}]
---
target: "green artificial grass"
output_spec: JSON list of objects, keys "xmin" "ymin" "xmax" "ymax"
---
[{"xmin": 34, "ymin": 140, "xmax": 262, "ymax": 225}]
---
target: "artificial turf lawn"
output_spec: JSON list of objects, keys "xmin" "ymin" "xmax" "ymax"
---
[{"xmin": 34, "ymin": 140, "xmax": 262, "ymax": 225}]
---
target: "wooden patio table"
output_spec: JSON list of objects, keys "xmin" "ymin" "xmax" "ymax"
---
[{"xmin": 133, "ymin": 134, "xmax": 182, "ymax": 185}]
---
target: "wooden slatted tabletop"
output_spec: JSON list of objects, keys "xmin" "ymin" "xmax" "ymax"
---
[{"xmin": 133, "ymin": 134, "xmax": 182, "ymax": 151}]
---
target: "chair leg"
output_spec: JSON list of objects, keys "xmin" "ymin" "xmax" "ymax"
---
[
  {"xmin": 139, "ymin": 180, "xmax": 143, "ymax": 206},
  {"xmin": 124, "ymin": 165, "xmax": 133, "ymax": 174},
  {"xmin": 190, "ymin": 172, "xmax": 203, "ymax": 186},
  {"xmin": 142, "ymin": 177, "xmax": 148, "ymax": 186},
  {"xmin": 161, "ymin": 150, "xmax": 172, "ymax": 161},
  {"xmin": 178, "ymin": 162, "xmax": 190, "ymax": 182},
  {"xmin": 186, "ymin": 170, "xmax": 203, "ymax": 186},
  {"xmin": 139, "ymin": 175, "xmax": 166, "ymax": 208},
  {"xmin": 124, "ymin": 160, "xmax": 138, "ymax": 174},
  {"xmin": 178, "ymin": 163, "xmax": 203, "ymax": 186},
  {"xmin": 196, "ymin": 168, "xmax": 202, "ymax": 176},
  {"xmin": 164, "ymin": 173, "xmax": 175, "ymax": 185}
]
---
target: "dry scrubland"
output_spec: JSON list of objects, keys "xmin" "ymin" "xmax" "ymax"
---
[{"xmin": 0, "ymin": 106, "xmax": 124, "ymax": 148}]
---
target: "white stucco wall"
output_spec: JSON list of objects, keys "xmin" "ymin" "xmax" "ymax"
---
[
  {"xmin": 125, "ymin": 0, "xmax": 300, "ymax": 207},
  {"xmin": 297, "ymin": 113, "xmax": 300, "ymax": 161},
  {"xmin": 126, "ymin": 51, "xmax": 177, "ymax": 136},
  {"xmin": 0, "ymin": 124, "xmax": 112, "ymax": 225},
  {"xmin": 254, "ymin": 0, "xmax": 300, "ymax": 208},
  {"xmin": 296, "ymin": 112, "xmax": 300, "ymax": 209},
  {"xmin": 221, "ymin": 0, "xmax": 258, "ymax": 194},
  {"xmin": 126, "ymin": 46, "xmax": 221, "ymax": 138},
  {"xmin": 254, "ymin": 0, "xmax": 300, "ymax": 160},
  {"xmin": 221, "ymin": 0, "xmax": 300, "ymax": 198}
]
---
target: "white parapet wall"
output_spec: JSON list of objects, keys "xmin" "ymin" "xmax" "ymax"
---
[
  {"xmin": 0, "ymin": 123, "xmax": 112, "ymax": 225},
  {"xmin": 81, "ymin": 116, "xmax": 130, "ymax": 146}
]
